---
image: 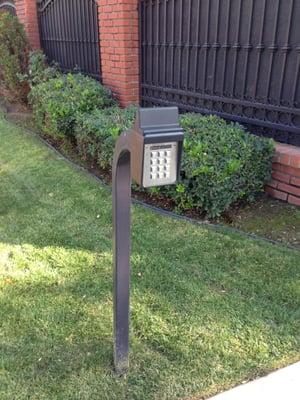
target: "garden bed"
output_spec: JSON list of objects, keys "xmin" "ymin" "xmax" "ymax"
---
[{"xmin": 2, "ymin": 102, "xmax": 299, "ymax": 249}]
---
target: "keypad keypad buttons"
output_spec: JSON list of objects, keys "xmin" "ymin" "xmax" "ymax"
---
[{"xmin": 144, "ymin": 142, "xmax": 178, "ymax": 187}]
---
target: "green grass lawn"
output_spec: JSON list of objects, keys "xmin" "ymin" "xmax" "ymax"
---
[{"xmin": 0, "ymin": 113, "xmax": 299, "ymax": 400}]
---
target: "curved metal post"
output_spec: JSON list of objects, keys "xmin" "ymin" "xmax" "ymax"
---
[{"xmin": 112, "ymin": 132, "xmax": 132, "ymax": 375}]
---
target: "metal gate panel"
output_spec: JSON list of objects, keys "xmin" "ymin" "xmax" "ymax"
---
[
  {"xmin": 140, "ymin": 0, "xmax": 300, "ymax": 145},
  {"xmin": 38, "ymin": 0, "xmax": 101, "ymax": 80},
  {"xmin": 0, "ymin": 0, "xmax": 16, "ymax": 15}
]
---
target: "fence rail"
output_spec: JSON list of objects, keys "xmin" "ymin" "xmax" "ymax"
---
[
  {"xmin": 140, "ymin": 0, "xmax": 300, "ymax": 145},
  {"xmin": 37, "ymin": 0, "xmax": 101, "ymax": 80}
]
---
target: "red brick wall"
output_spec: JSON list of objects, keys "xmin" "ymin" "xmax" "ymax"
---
[
  {"xmin": 266, "ymin": 143, "xmax": 300, "ymax": 206},
  {"xmin": 15, "ymin": 0, "xmax": 40, "ymax": 49},
  {"xmin": 98, "ymin": 0, "xmax": 140, "ymax": 106},
  {"xmin": 15, "ymin": 0, "xmax": 140, "ymax": 106}
]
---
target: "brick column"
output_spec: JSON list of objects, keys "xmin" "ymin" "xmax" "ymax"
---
[
  {"xmin": 98, "ymin": 0, "xmax": 140, "ymax": 107},
  {"xmin": 15, "ymin": 0, "xmax": 41, "ymax": 49}
]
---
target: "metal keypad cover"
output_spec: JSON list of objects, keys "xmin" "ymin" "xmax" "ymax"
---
[{"xmin": 143, "ymin": 142, "xmax": 178, "ymax": 187}]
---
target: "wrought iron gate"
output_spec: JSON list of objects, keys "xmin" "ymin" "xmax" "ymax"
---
[
  {"xmin": 0, "ymin": 0, "xmax": 16, "ymax": 15},
  {"xmin": 140, "ymin": 0, "xmax": 300, "ymax": 145},
  {"xmin": 37, "ymin": 0, "xmax": 101, "ymax": 80}
]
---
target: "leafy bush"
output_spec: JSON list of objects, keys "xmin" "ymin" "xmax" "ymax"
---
[
  {"xmin": 75, "ymin": 106, "xmax": 136, "ymax": 169},
  {"xmin": 25, "ymin": 50, "xmax": 59, "ymax": 87},
  {"xmin": 29, "ymin": 73, "xmax": 115, "ymax": 137},
  {"xmin": 165, "ymin": 114, "xmax": 275, "ymax": 217},
  {"xmin": 0, "ymin": 12, "xmax": 30, "ymax": 102}
]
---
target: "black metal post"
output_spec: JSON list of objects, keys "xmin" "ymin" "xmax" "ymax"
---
[
  {"xmin": 112, "ymin": 132, "xmax": 132, "ymax": 375},
  {"xmin": 111, "ymin": 108, "xmax": 183, "ymax": 374}
]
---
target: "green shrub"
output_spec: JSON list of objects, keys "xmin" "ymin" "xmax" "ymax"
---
[
  {"xmin": 165, "ymin": 114, "xmax": 275, "ymax": 217},
  {"xmin": 25, "ymin": 50, "xmax": 59, "ymax": 87},
  {"xmin": 29, "ymin": 73, "xmax": 115, "ymax": 137},
  {"xmin": 0, "ymin": 12, "xmax": 30, "ymax": 102},
  {"xmin": 75, "ymin": 106, "xmax": 136, "ymax": 169}
]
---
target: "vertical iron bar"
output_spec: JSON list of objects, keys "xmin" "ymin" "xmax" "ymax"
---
[
  {"xmin": 241, "ymin": 0, "xmax": 254, "ymax": 98},
  {"xmin": 193, "ymin": 0, "xmax": 201, "ymax": 90},
  {"xmin": 143, "ymin": 0, "xmax": 148, "ymax": 85},
  {"xmin": 170, "ymin": 0, "xmax": 175, "ymax": 87},
  {"xmin": 163, "ymin": 0, "xmax": 167, "ymax": 87},
  {"xmin": 278, "ymin": 0, "xmax": 294, "ymax": 104},
  {"xmin": 253, "ymin": 0, "xmax": 267, "ymax": 100},
  {"xmin": 44, "ymin": 7, "xmax": 48, "ymax": 58},
  {"xmin": 59, "ymin": 0, "xmax": 65, "ymax": 70},
  {"xmin": 73, "ymin": 0, "xmax": 79, "ymax": 72},
  {"xmin": 265, "ymin": 0, "xmax": 280, "ymax": 103},
  {"xmin": 72, "ymin": 0, "xmax": 80, "ymax": 72},
  {"xmin": 93, "ymin": 0, "xmax": 98, "ymax": 78},
  {"xmin": 150, "ymin": 0, "xmax": 153, "ymax": 84},
  {"xmin": 53, "ymin": 0, "xmax": 59, "ymax": 66},
  {"xmin": 50, "ymin": 1, "xmax": 55, "ymax": 62},
  {"xmin": 63, "ymin": 0, "xmax": 69, "ymax": 71},
  {"xmin": 46, "ymin": 3, "xmax": 51, "ymax": 60},
  {"xmin": 61, "ymin": 0, "xmax": 69, "ymax": 70},
  {"xmin": 177, "ymin": 0, "xmax": 183, "ymax": 89},
  {"xmin": 60, "ymin": 0, "xmax": 67, "ymax": 70},
  {"xmin": 68, "ymin": 0, "xmax": 73, "ymax": 71},
  {"xmin": 96, "ymin": 0, "xmax": 101, "ymax": 79},
  {"xmin": 70, "ymin": 0, "xmax": 76, "ymax": 72},
  {"xmin": 200, "ymin": 0, "xmax": 210, "ymax": 93},
  {"xmin": 82, "ymin": 0, "xmax": 88, "ymax": 74},
  {"xmin": 85, "ymin": 0, "xmax": 91, "ymax": 75},
  {"xmin": 89, "ymin": 0, "xmax": 95, "ymax": 76},
  {"xmin": 220, "ymin": 0, "xmax": 231, "ymax": 95},
  {"xmin": 156, "ymin": 0, "xmax": 160, "ymax": 85},
  {"xmin": 210, "ymin": 0, "xmax": 220, "ymax": 94},
  {"xmin": 184, "ymin": 0, "xmax": 192, "ymax": 90},
  {"xmin": 230, "ymin": 0, "xmax": 242, "ymax": 97}
]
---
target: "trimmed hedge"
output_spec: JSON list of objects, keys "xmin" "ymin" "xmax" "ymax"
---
[
  {"xmin": 27, "ymin": 59, "xmax": 274, "ymax": 217},
  {"xmin": 29, "ymin": 73, "xmax": 115, "ymax": 138},
  {"xmin": 0, "ymin": 13, "xmax": 30, "ymax": 102},
  {"xmin": 75, "ymin": 106, "xmax": 136, "ymax": 169},
  {"xmin": 76, "ymin": 110, "xmax": 274, "ymax": 217},
  {"xmin": 166, "ymin": 114, "xmax": 275, "ymax": 217}
]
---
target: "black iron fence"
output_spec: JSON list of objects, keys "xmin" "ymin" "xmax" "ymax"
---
[
  {"xmin": 0, "ymin": 0, "xmax": 16, "ymax": 15},
  {"xmin": 37, "ymin": 0, "xmax": 101, "ymax": 80},
  {"xmin": 140, "ymin": 0, "xmax": 300, "ymax": 145}
]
